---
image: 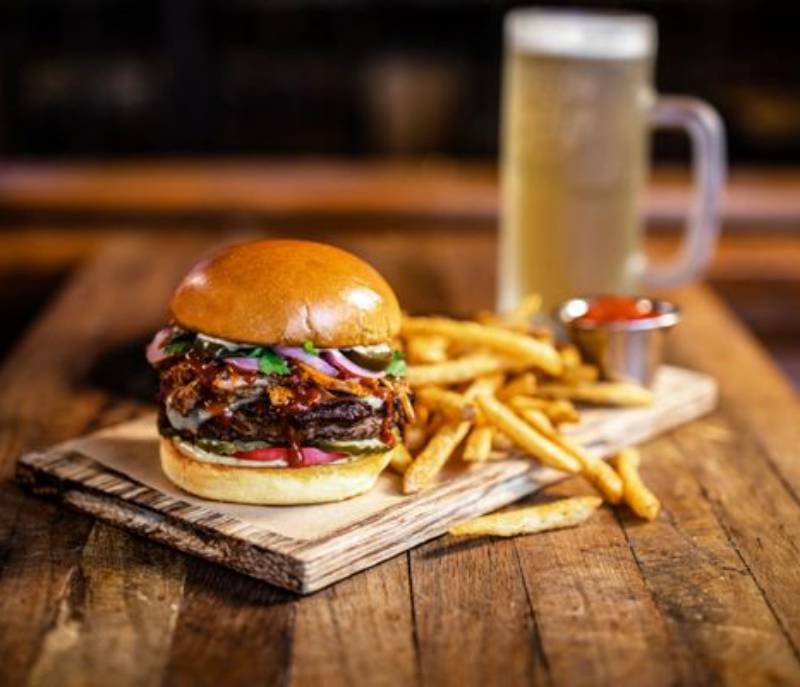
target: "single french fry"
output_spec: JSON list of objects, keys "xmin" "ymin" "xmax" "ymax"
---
[
  {"xmin": 388, "ymin": 443, "xmax": 413, "ymax": 475},
  {"xmin": 612, "ymin": 448, "xmax": 660, "ymax": 520},
  {"xmin": 425, "ymin": 411, "xmax": 448, "ymax": 437},
  {"xmin": 476, "ymin": 306, "xmax": 538, "ymax": 334},
  {"xmin": 407, "ymin": 355, "xmax": 520, "ymax": 388},
  {"xmin": 504, "ymin": 293, "xmax": 542, "ymax": 328},
  {"xmin": 464, "ymin": 373, "xmax": 506, "ymax": 426},
  {"xmin": 528, "ymin": 326, "xmax": 555, "ymax": 343},
  {"xmin": 397, "ymin": 389, "xmax": 415, "ymax": 424},
  {"xmin": 498, "ymin": 373, "xmax": 538, "ymax": 400},
  {"xmin": 462, "ymin": 426, "xmax": 494, "ymax": 462},
  {"xmin": 559, "ymin": 344, "xmax": 582, "ymax": 370},
  {"xmin": 403, "ymin": 421, "xmax": 471, "ymax": 494},
  {"xmin": 579, "ymin": 452, "xmax": 624, "ymax": 504},
  {"xmin": 404, "ymin": 425, "xmax": 428, "ymax": 453},
  {"xmin": 415, "ymin": 387, "xmax": 476, "ymax": 421},
  {"xmin": 402, "ymin": 317, "xmax": 563, "ymax": 375},
  {"xmin": 476, "ymin": 395, "xmax": 581, "ymax": 473},
  {"xmin": 549, "ymin": 400, "xmax": 580, "ymax": 425},
  {"xmin": 406, "ymin": 335, "xmax": 449, "ymax": 364},
  {"xmin": 562, "ymin": 364, "xmax": 600, "ymax": 384},
  {"xmin": 449, "ymin": 496, "xmax": 602, "ymax": 538},
  {"xmin": 413, "ymin": 402, "xmax": 430, "ymax": 428},
  {"xmin": 514, "ymin": 405, "xmax": 554, "ymax": 433},
  {"xmin": 473, "ymin": 311, "xmax": 506, "ymax": 328},
  {"xmin": 536, "ymin": 382, "xmax": 653, "ymax": 407},
  {"xmin": 491, "ymin": 431, "xmax": 514, "ymax": 451},
  {"xmin": 464, "ymin": 373, "xmax": 505, "ymax": 400},
  {"xmin": 514, "ymin": 407, "xmax": 623, "ymax": 503},
  {"xmin": 509, "ymin": 396, "xmax": 580, "ymax": 425}
]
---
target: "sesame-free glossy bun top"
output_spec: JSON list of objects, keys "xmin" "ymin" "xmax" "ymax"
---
[{"xmin": 169, "ymin": 240, "xmax": 401, "ymax": 347}]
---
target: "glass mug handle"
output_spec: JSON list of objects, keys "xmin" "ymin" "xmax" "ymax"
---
[{"xmin": 642, "ymin": 96, "xmax": 726, "ymax": 288}]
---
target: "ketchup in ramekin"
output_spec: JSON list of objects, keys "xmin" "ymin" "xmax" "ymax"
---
[
  {"xmin": 556, "ymin": 295, "xmax": 681, "ymax": 386},
  {"xmin": 574, "ymin": 296, "xmax": 661, "ymax": 326}
]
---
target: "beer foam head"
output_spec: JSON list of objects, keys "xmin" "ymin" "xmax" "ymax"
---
[{"xmin": 506, "ymin": 9, "xmax": 655, "ymax": 60}]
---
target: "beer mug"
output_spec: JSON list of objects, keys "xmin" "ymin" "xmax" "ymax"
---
[{"xmin": 498, "ymin": 9, "xmax": 726, "ymax": 311}]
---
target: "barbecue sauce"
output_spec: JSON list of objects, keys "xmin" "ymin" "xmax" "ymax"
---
[
  {"xmin": 285, "ymin": 425, "xmax": 303, "ymax": 467},
  {"xmin": 160, "ymin": 351, "xmax": 406, "ymax": 464}
]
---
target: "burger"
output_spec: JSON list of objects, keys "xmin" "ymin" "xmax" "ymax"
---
[{"xmin": 146, "ymin": 239, "xmax": 413, "ymax": 505}]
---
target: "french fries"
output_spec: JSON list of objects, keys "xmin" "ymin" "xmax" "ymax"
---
[
  {"xmin": 407, "ymin": 354, "xmax": 518, "ymax": 388},
  {"xmin": 403, "ymin": 425, "xmax": 428, "ymax": 453},
  {"xmin": 402, "ymin": 317, "xmax": 563, "ymax": 375},
  {"xmin": 497, "ymin": 373, "xmax": 537, "ymax": 400},
  {"xmin": 559, "ymin": 344, "xmax": 582, "ymax": 370},
  {"xmin": 476, "ymin": 395, "xmax": 581, "ymax": 473},
  {"xmin": 503, "ymin": 293, "xmax": 542, "ymax": 330},
  {"xmin": 464, "ymin": 373, "xmax": 505, "ymax": 400},
  {"xmin": 509, "ymin": 396, "xmax": 580, "ymax": 425},
  {"xmin": 398, "ymin": 389, "xmax": 415, "ymax": 424},
  {"xmin": 403, "ymin": 421, "xmax": 471, "ymax": 494},
  {"xmin": 406, "ymin": 335, "xmax": 449, "ymax": 364},
  {"xmin": 396, "ymin": 293, "xmax": 660, "ymax": 540},
  {"xmin": 491, "ymin": 431, "xmax": 514, "ymax": 451},
  {"xmin": 514, "ymin": 407, "xmax": 623, "ymax": 503},
  {"xmin": 612, "ymin": 448, "xmax": 661, "ymax": 520},
  {"xmin": 415, "ymin": 387, "xmax": 476, "ymax": 421},
  {"xmin": 388, "ymin": 443, "xmax": 413, "ymax": 475},
  {"xmin": 562, "ymin": 364, "xmax": 600, "ymax": 384},
  {"xmin": 536, "ymin": 382, "xmax": 654, "ymax": 407},
  {"xmin": 449, "ymin": 496, "xmax": 602, "ymax": 538},
  {"xmin": 413, "ymin": 401, "xmax": 430, "ymax": 428},
  {"xmin": 462, "ymin": 426, "xmax": 494, "ymax": 463},
  {"xmin": 479, "ymin": 295, "xmax": 542, "ymax": 333}
]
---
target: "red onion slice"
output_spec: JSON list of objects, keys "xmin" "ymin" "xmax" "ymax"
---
[
  {"xmin": 145, "ymin": 327, "xmax": 173, "ymax": 366},
  {"xmin": 299, "ymin": 447, "xmax": 348, "ymax": 466},
  {"xmin": 225, "ymin": 357, "xmax": 261, "ymax": 373},
  {"xmin": 322, "ymin": 349, "xmax": 386, "ymax": 378},
  {"xmin": 273, "ymin": 346, "xmax": 339, "ymax": 376}
]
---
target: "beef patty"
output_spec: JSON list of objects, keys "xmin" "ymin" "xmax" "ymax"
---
[
  {"xmin": 157, "ymin": 351, "xmax": 402, "ymax": 447},
  {"xmin": 160, "ymin": 397, "xmax": 386, "ymax": 445}
]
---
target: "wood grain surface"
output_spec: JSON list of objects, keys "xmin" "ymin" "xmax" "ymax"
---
[
  {"xmin": 16, "ymin": 365, "xmax": 715, "ymax": 593},
  {"xmin": 1, "ymin": 231, "xmax": 799, "ymax": 686},
  {"xmin": 2, "ymin": 161, "xmax": 800, "ymax": 225}
]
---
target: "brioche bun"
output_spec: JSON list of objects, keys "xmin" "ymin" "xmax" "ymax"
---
[
  {"xmin": 160, "ymin": 437, "xmax": 392, "ymax": 505},
  {"xmin": 169, "ymin": 239, "xmax": 401, "ymax": 347}
]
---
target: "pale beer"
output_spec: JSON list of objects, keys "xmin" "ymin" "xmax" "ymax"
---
[{"xmin": 498, "ymin": 10, "xmax": 725, "ymax": 312}]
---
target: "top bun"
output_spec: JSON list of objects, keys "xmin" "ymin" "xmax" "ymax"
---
[{"xmin": 169, "ymin": 240, "xmax": 401, "ymax": 347}]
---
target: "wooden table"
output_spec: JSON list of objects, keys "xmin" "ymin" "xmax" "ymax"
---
[
  {"xmin": 1, "ymin": 229, "xmax": 799, "ymax": 687},
  {"xmin": 3, "ymin": 159, "xmax": 800, "ymax": 387}
]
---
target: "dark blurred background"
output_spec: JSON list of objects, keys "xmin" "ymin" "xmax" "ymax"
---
[
  {"xmin": 1, "ymin": 0, "xmax": 799, "ymax": 162},
  {"xmin": 0, "ymin": 1, "xmax": 799, "ymax": 388}
]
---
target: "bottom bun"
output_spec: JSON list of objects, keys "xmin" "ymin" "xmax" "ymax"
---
[{"xmin": 160, "ymin": 437, "xmax": 392, "ymax": 505}]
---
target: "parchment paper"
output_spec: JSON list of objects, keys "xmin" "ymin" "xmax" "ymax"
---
[{"xmin": 58, "ymin": 416, "xmax": 464, "ymax": 540}]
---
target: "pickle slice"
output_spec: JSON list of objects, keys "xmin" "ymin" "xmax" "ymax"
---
[
  {"xmin": 195, "ymin": 436, "xmax": 391, "ymax": 456},
  {"xmin": 342, "ymin": 344, "xmax": 393, "ymax": 371}
]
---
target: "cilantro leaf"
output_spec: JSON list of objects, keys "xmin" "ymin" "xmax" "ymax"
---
[
  {"xmin": 164, "ymin": 341, "xmax": 190, "ymax": 356},
  {"xmin": 385, "ymin": 350, "xmax": 407, "ymax": 377},
  {"xmin": 259, "ymin": 349, "xmax": 290, "ymax": 375},
  {"xmin": 303, "ymin": 340, "xmax": 319, "ymax": 356}
]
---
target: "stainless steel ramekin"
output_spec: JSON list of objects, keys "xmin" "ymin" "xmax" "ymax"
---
[{"xmin": 555, "ymin": 296, "xmax": 681, "ymax": 387}]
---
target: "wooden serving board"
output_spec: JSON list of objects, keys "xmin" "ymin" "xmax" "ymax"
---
[{"xmin": 16, "ymin": 365, "xmax": 716, "ymax": 594}]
